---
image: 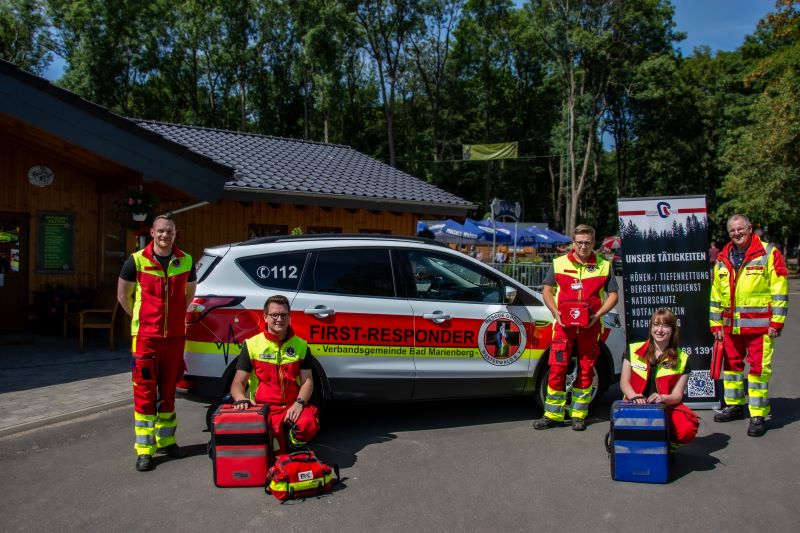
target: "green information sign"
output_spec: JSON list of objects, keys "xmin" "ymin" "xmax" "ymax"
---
[{"xmin": 37, "ymin": 212, "xmax": 75, "ymax": 273}]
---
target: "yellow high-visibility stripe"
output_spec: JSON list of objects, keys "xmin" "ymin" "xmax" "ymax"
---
[
  {"xmin": 184, "ymin": 340, "xmax": 233, "ymax": 354},
  {"xmin": 186, "ymin": 340, "xmax": 545, "ymax": 361},
  {"xmin": 269, "ymin": 475, "xmax": 333, "ymax": 494}
]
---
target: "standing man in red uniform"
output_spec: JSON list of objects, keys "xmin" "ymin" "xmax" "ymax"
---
[
  {"xmin": 710, "ymin": 214, "xmax": 789, "ymax": 437},
  {"xmin": 534, "ymin": 224, "xmax": 618, "ymax": 431},
  {"xmin": 230, "ymin": 294, "xmax": 320, "ymax": 454},
  {"xmin": 118, "ymin": 215, "xmax": 196, "ymax": 471}
]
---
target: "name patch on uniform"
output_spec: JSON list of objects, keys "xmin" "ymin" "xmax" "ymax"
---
[
  {"xmin": 258, "ymin": 352, "xmax": 276, "ymax": 360},
  {"xmin": 564, "ymin": 269, "xmax": 578, "ymax": 273},
  {"xmin": 746, "ymin": 266, "xmax": 764, "ymax": 271},
  {"xmin": 571, "ymin": 282, "xmax": 583, "ymax": 290},
  {"xmin": 631, "ymin": 361, "xmax": 647, "ymax": 372}
]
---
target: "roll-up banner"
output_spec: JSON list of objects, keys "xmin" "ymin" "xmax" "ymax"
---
[{"xmin": 617, "ymin": 195, "xmax": 720, "ymax": 408}]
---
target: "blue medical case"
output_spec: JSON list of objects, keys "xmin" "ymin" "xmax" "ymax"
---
[{"xmin": 606, "ymin": 401, "xmax": 670, "ymax": 484}]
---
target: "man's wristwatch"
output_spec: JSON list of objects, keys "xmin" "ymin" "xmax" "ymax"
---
[{"xmin": 294, "ymin": 398, "xmax": 306, "ymax": 406}]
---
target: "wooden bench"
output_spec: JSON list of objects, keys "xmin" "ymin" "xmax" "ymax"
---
[{"xmin": 63, "ymin": 286, "xmax": 119, "ymax": 352}]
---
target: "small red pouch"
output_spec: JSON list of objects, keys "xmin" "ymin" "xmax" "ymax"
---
[{"xmin": 558, "ymin": 300, "xmax": 590, "ymax": 327}]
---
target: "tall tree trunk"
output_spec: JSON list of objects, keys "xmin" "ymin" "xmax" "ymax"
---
[{"xmin": 483, "ymin": 160, "xmax": 493, "ymax": 211}]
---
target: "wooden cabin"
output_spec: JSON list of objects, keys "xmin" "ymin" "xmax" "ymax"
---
[{"xmin": 0, "ymin": 60, "xmax": 474, "ymax": 332}]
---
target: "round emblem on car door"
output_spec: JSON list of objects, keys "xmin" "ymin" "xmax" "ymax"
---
[{"xmin": 478, "ymin": 312, "xmax": 527, "ymax": 366}]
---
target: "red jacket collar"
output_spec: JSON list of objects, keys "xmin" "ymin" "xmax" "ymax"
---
[
  {"xmin": 142, "ymin": 241, "xmax": 185, "ymax": 263},
  {"xmin": 634, "ymin": 339, "xmax": 651, "ymax": 358},
  {"xmin": 262, "ymin": 325, "xmax": 295, "ymax": 346},
  {"xmin": 720, "ymin": 237, "xmax": 766, "ymax": 266},
  {"xmin": 567, "ymin": 250, "xmax": 597, "ymax": 265}
]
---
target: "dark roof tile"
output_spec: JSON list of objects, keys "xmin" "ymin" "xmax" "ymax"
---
[{"xmin": 134, "ymin": 121, "xmax": 472, "ymax": 208}]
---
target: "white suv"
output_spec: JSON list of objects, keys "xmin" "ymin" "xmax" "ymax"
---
[{"xmin": 182, "ymin": 235, "xmax": 624, "ymax": 409}]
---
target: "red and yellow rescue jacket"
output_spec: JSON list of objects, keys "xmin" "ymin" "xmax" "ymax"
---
[
  {"xmin": 627, "ymin": 340, "xmax": 689, "ymax": 396},
  {"xmin": 709, "ymin": 238, "xmax": 789, "ymax": 335},
  {"xmin": 551, "ymin": 251, "xmax": 611, "ymax": 313},
  {"xmin": 245, "ymin": 327, "xmax": 308, "ymax": 407},
  {"xmin": 131, "ymin": 242, "xmax": 193, "ymax": 338}
]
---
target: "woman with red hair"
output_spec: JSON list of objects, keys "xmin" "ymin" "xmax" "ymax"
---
[{"xmin": 620, "ymin": 308, "xmax": 699, "ymax": 448}]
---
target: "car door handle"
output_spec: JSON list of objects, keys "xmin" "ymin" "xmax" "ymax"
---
[
  {"xmin": 423, "ymin": 311, "xmax": 451, "ymax": 322},
  {"xmin": 304, "ymin": 306, "xmax": 335, "ymax": 316}
]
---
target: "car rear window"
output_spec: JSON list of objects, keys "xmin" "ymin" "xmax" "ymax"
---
[
  {"xmin": 195, "ymin": 253, "xmax": 221, "ymax": 284},
  {"xmin": 310, "ymin": 248, "xmax": 395, "ymax": 297},
  {"xmin": 236, "ymin": 252, "xmax": 309, "ymax": 290}
]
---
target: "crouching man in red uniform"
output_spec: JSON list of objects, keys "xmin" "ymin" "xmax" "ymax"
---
[{"xmin": 230, "ymin": 294, "xmax": 320, "ymax": 454}]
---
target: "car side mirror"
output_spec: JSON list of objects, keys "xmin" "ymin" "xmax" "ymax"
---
[
  {"xmin": 603, "ymin": 310, "xmax": 622, "ymax": 328},
  {"xmin": 504, "ymin": 285, "xmax": 518, "ymax": 304}
]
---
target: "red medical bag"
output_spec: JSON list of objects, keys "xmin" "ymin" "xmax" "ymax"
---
[
  {"xmin": 558, "ymin": 300, "xmax": 590, "ymax": 327},
  {"xmin": 266, "ymin": 451, "xmax": 335, "ymax": 501},
  {"xmin": 210, "ymin": 404, "xmax": 271, "ymax": 487}
]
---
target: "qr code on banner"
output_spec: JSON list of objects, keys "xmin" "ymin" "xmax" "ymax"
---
[{"xmin": 687, "ymin": 370, "xmax": 715, "ymax": 398}]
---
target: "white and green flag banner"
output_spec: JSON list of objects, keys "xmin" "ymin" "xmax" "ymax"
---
[{"xmin": 462, "ymin": 142, "xmax": 518, "ymax": 160}]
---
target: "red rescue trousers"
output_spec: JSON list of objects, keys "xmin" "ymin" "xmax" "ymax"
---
[
  {"xmin": 668, "ymin": 404, "xmax": 699, "ymax": 447},
  {"xmin": 267, "ymin": 403, "xmax": 320, "ymax": 454},
  {"xmin": 721, "ymin": 332, "xmax": 773, "ymax": 417},
  {"xmin": 542, "ymin": 321, "xmax": 602, "ymax": 421},
  {"xmin": 548, "ymin": 321, "xmax": 602, "ymax": 391},
  {"xmin": 132, "ymin": 336, "xmax": 185, "ymax": 455}
]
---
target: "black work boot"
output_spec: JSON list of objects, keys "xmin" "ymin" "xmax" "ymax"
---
[
  {"xmin": 571, "ymin": 418, "xmax": 587, "ymax": 431},
  {"xmin": 747, "ymin": 416, "xmax": 767, "ymax": 437},
  {"xmin": 135, "ymin": 454, "xmax": 155, "ymax": 472},
  {"xmin": 159, "ymin": 444, "xmax": 187, "ymax": 458},
  {"xmin": 713, "ymin": 405, "xmax": 745, "ymax": 423},
  {"xmin": 533, "ymin": 416, "xmax": 561, "ymax": 430}
]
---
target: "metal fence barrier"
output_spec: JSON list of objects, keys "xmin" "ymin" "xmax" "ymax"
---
[{"xmin": 489, "ymin": 262, "xmax": 552, "ymax": 289}]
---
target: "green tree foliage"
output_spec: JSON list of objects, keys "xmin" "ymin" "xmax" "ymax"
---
[
  {"xmin": 526, "ymin": 0, "xmax": 678, "ymax": 234},
  {"xmin": 720, "ymin": 0, "xmax": 800, "ymax": 239},
  {"xmin": 0, "ymin": 0, "xmax": 53, "ymax": 73},
  {"xmin": 48, "ymin": 0, "xmax": 171, "ymax": 114},
  {"xmin": 0, "ymin": 1, "xmax": 793, "ymax": 243}
]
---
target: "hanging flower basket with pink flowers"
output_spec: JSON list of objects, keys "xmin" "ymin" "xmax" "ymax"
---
[{"xmin": 117, "ymin": 188, "xmax": 160, "ymax": 231}]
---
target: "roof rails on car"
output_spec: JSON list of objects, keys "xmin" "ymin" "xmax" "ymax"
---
[{"xmin": 235, "ymin": 233, "xmax": 449, "ymax": 247}]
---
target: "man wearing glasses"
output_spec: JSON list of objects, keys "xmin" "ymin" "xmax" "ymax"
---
[
  {"xmin": 230, "ymin": 294, "xmax": 320, "ymax": 453},
  {"xmin": 534, "ymin": 224, "xmax": 618, "ymax": 431},
  {"xmin": 709, "ymin": 214, "xmax": 789, "ymax": 437}
]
